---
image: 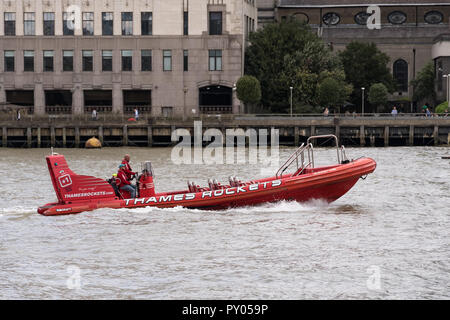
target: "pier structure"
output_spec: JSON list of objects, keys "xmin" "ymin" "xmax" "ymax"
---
[{"xmin": 1, "ymin": 115, "xmax": 449, "ymax": 148}]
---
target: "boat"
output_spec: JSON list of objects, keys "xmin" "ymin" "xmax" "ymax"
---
[{"xmin": 37, "ymin": 135, "xmax": 376, "ymax": 216}]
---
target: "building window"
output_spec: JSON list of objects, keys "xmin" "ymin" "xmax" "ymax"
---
[
  {"xmin": 292, "ymin": 12, "xmax": 309, "ymax": 24},
  {"xmin": 43, "ymin": 50, "xmax": 54, "ymax": 72},
  {"xmin": 323, "ymin": 12, "xmax": 340, "ymax": 25},
  {"xmin": 209, "ymin": 50, "xmax": 222, "ymax": 71},
  {"xmin": 4, "ymin": 13, "xmax": 16, "ymax": 36},
  {"xmin": 24, "ymin": 12, "xmax": 35, "ymax": 35},
  {"xmin": 63, "ymin": 12, "xmax": 75, "ymax": 35},
  {"xmin": 141, "ymin": 12, "xmax": 152, "ymax": 35},
  {"xmin": 183, "ymin": 11, "xmax": 188, "ymax": 35},
  {"xmin": 4, "ymin": 51, "xmax": 15, "ymax": 72},
  {"xmin": 424, "ymin": 11, "xmax": 443, "ymax": 24},
  {"xmin": 43, "ymin": 12, "xmax": 55, "ymax": 35},
  {"xmin": 63, "ymin": 50, "xmax": 74, "ymax": 72},
  {"xmin": 121, "ymin": 12, "xmax": 133, "ymax": 36},
  {"xmin": 122, "ymin": 50, "xmax": 133, "ymax": 71},
  {"xmin": 102, "ymin": 12, "xmax": 113, "ymax": 35},
  {"xmin": 209, "ymin": 12, "xmax": 222, "ymax": 35},
  {"xmin": 24, "ymin": 51, "xmax": 34, "ymax": 72},
  {"xmin": 437, "ymin": 61, "xmax": 443, "ymax": 92},
  {"xmin": 393, "ymin": 59, "xmax": 408, "ymax": 92},
  {"xmin": 141, "ymin": 50, "xmax": 152, "ymax": 71},
  {"xmin": 354, "ymin": 12, "xmax": 370, "ymax": 25},
  {"xmin": 83, "ymin": 12, "xmax": 94, "ymax": 35},
  {"xmin": 183, "ymin": 50, "xmax": 188, "ymax": 71},
  {"xmin": 162, "ymin": 106, "xmax": 173, "ymax": 117},
  {"xmin": 388, "ymin": 11, "xmax": 407, "ymax": 25},
  {"xmin": 163, "ymin": 50, "xmax": 172, "ymax": 71},
  {"xmin": 82, "ymin": 50, "xmax": 93, "ymax": 71},
  {"xmin": 102, "ymin": 50, "xmax": 113, "ymax": 71}
]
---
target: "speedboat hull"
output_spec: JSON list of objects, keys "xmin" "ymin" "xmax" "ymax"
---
[{"xmin": 38, "ymin": 157, "xmax": 376, "ymax": 216}]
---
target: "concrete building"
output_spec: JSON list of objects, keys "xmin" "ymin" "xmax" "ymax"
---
[
  {"xmin": 262, "ymin": 1, "xmax": 450, "ymax": 111},
  {"xmin": 0, "ymin": 0, "xmax": 258, "ymax": 117}
]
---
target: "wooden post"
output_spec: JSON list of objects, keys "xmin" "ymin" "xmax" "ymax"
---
[
  {"xmin": 147, "ymin": 126, "xmax": 153, "ymax": 147},
  {"xmin": 294, "ymin": 127, "xmax": 299, "ymax": 146},
  {"xmin": 75, "ymin": 127, "xmax": 80, "ymax": 148},
  {"xmin": 2, "ymin": 127, "xmax": 7, "ymax": 147},
  {"xmin": 359, "ymin": 125, "xmax": 365, "ymax": 147},
  {"xmin": 50, "ymin": 126, "xmax": 56, "ymax": 147},
  {"xmin": 384, "ymin": 126, "xmax": 389, "ymax": 147},
  {"xmin": 98, "ymin": 126, "xmax": 104, "ymax": 145},
  {"xmin": 27, "ymin": 127, "xmax": 32, "ymax": 148},
  {"xmin": 171, "ymin": 125, "xmax": 176, "ymax": 146},
  {"xmin": 37, "ymin": 127, "xmax": 41, "ymax": 148},
  {"xmin": 434, "ymin": 125, "xmax": 439, "ymax": 146},
  {"xmin": 122, "ymin": 125, "xmax": 128, "ymax": 146},
  {"xmin": 409, "ymin": 125, "xmax": 414, "ymax": 146},
  {"xmin": 310, "ymin": 125, "xmax": 315, "ymax": 146},
  {"xmin": 62, "ymin": 128, "xmax": 67, "ymax": 147}
]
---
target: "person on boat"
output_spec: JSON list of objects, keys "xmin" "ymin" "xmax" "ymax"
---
[
  {"xmin": 118, "ymin": 164, "xmax": 136, "ymax": 198},
  {"xmin": 121, "ymin": 154, "xmax": 137, "ymax": 181}
]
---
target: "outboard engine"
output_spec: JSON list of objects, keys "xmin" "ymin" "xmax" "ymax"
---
[{"xmin": 138, "ymin": 161, "xmax": 155, "ymax": 197}]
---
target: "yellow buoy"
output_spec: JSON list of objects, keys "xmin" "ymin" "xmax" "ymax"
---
[{"xmin": 85, "ymin": 136, "xmax": 102, "ymax": 148}]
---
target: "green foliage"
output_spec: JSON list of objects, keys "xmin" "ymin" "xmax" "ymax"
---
[
  {"xmin": 368, "ymin": 83, "xmax": 389, "ymax": 112},
  {"xmin": 435, "ymin": 101, "xmax": 448, "ymax": 114},
  {"xmin": 318, "ymin": 76, "xmax": 353, "ymax": 110},
  {"xmin": 245, "ymin": 18, "xmax": 348, "ymax": 113},
  {"xmin": 411, "ymin": 61, "xmax": 436, "ymax": 103},
  {"xmin": 236, "ymin": 75, "xmax": 261, "ymax": 104},
  {"xmin": 339, "ymin": 42, "xmax": 395, "ymax": 109}
]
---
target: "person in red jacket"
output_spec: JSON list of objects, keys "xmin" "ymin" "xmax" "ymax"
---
[
  {"xmin": 121, "ymin": 154, "xmax": 137, "ymax": 181},
  {"xmin": 118, "ymin": 164, "xmax": 136, "ymax": 198}
]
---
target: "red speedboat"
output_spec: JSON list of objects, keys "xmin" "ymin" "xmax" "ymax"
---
[{"xmin": 38, "ymin": 135, "xmax": 376, "ymax": 216}]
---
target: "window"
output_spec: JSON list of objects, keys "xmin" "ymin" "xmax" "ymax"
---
[
  {"xmin": 141, "ymin": 12, "xmax": 152, "ymax": 35},
  {"xmin": 63, "ymin": 50, "xmax": 74, "ymax": 71},
  {"xmin": 63, "ymin": 12, "xmax": 75, "ymax": 35},
  {"xmin": 209, "ymin": 12, "xmax": 222, "ymax": 35},
  {"xmin": 388, "ymin": 11, "xmax": 407, "ymax": 25},
  {"xmin": 183, "ymin": 50, "xmax": 188, "ymax": 71},
  {"xmin": 4, "ymin": 51, "xmax": 15, "ymax": 72},
  {"xmin": 43, "ymin": 50, "xmax": 54, "ymax": 72},
  {"xmin": 162, "ymin": 106, "xmax": 173, "ymax": 118},
  {"xmin": 82, "ymin": 50, "xmax": 93, "ymax": 71},
  {"xmin": 183, "ymin": 11, "xmax": 188, "ymax": 35},
  {"xmin": 163, "ymin": 50, "xmax": 172, "ymax": 71},
  {"xmin": 4, "ymin": 13, "xmax": 16, "ymax": 36},
  {"xmin": 24, "ymin": 51, "xmax": 34, "ymax": 72},
  {"xmin": 322, "ymin": 12, "xmax": 340, "ymax": 25},
  {"xmin": 209, "ymin": 50, "xmax": 222, "ymax": 71},
  {"xmin": 121, "ymin": 12, "xmax": 133, "ymax": 36},
  {"xmin": 102, "ymin": 12, "xmax": 113, "ymax": 35},
  {"xmin": 24, "ymin": 12, "xmax": 35, "ymax": 35},
  {"xmin": 43, "ymin": 12, "xmax": 55, "ymax": 36},
  {"xmin": 122, "ymin": 50, "xmax": 132, "ymax": 71},
  {"xmin": 83, "ymin": 12, "xmax": 94, "ymax": 35},
  {"xmin": 141, "ymin": 50, "xmax": 152, "ymax": 71},
  {"xmin": 393, "ymin": 59, "xmax": 408, "ymax": 92},
  {"xmin": 424, "ymin": 11, "xmax": 443, "ymax": 24},
  {"xmin": 102, "ymin": 50, "xmax": 113, "ymax": 71}
]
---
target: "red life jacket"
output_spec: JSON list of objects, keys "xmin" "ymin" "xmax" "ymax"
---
[
  {"xmin": 121, "ymin": 159, "xmax": 134, "ymax": 180},
  {"xmin": 117, "ymin": 170, "xmax": 130, "ymax": 188}
]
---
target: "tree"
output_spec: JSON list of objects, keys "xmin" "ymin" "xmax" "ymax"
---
[
  {"xmin": 317, "ymin": 76, "xmax": 352, "ymax": 112},
  {"xmin": 245, "ymin": 18, "xmax": 347, "ymax": 113},
  {"xmin": 411, "ymin": 61, "xmax": 436, "ymax": 105},
  {"xmin": 368, "ymin": 83, "xmax": 389, "ymax": 113},
  {"xmin": 236, "ymin": 75, "xmax": 261, "ymax": 113},
  {"xmin": 340, "ymin": 42, "xmax": 395, "ymax": 110}
]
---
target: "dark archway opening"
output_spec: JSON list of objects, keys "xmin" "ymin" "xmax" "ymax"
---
[{"xmin": 199, "ymin": 85, "xmax": 232, "ymax": 114}]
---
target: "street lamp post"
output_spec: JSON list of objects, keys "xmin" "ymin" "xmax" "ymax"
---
[
  {"xmin": 290, "ymin": 86, "xmax": 293, "ymax": 117},
  {"xmin": 361, "ymin": 87, "xmax": 365, "ymax": 117}
]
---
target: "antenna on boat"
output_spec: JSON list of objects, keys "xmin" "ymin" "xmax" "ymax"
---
[{"xmin": 51, "ymin": 147, "xmax": 59, "ymax": 156}]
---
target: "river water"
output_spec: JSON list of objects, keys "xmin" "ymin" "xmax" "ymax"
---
[{"xmin": 0, "ymin": 146, "xmax": 449, "ymax": 299}]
